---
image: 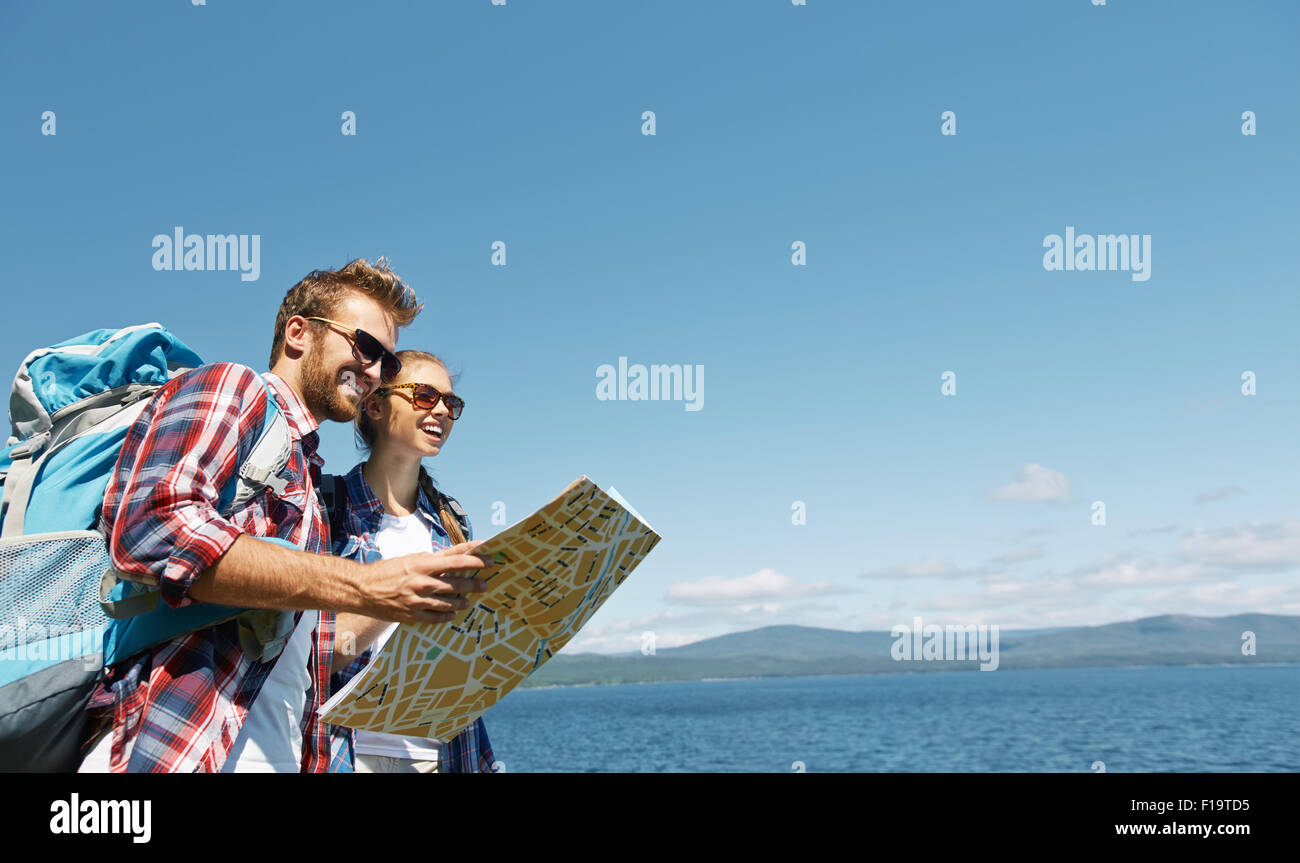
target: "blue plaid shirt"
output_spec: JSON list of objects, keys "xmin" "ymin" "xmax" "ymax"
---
[{"xmin": 325, "ymin": 462, "xmax": 495, "ymax": 773}]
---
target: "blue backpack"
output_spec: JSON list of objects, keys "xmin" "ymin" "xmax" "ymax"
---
[{"xmin": 0, "ymin": 324, "xmax": 299, "ymax": 772}]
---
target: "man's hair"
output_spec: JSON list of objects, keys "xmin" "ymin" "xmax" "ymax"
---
[
  {"xmin": 355, "ymin": 350, "xmax": 452, "ymax": 451},
  {"xmin": 268, "ymin": 257, "xmax": 423, "ymax": 367}
]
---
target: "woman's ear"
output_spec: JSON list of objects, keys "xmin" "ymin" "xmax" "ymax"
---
[{"xmin": 364, "ymin": 394, "xmax": 383, "ymax": 420}]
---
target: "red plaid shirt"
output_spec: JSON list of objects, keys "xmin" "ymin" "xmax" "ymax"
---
[{"xmin": 90, "ymin": 363, "xmax": 334, "ymax": 773}]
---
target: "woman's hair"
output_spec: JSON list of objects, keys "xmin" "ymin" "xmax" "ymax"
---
[{"xmin": 354, "ymin": 349, "xmax": 452, "ymax": 451}]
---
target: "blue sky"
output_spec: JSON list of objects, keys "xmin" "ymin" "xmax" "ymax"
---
[{"xmin": 2, "ymin": 1, "xmax": 1297, "ymax": 653}]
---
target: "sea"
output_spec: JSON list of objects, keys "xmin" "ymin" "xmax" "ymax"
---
[{"xmin": 479, "ymin": 664, "xmax": 1299, "ymax": 772}]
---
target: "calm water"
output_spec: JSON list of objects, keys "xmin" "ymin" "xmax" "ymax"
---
[{"xmin": 480, "ymin": 665, "xmax": 1300, "ymax": 772}]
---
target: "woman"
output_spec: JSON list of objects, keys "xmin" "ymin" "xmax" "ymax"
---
[{"xmin": 325, "ymin": 349, "xmax": 494, "ymax": 773}]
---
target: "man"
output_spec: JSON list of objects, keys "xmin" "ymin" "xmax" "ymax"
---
[{"xmin": 81, "ymin": 258, "xmax": 491, "ymax": 773}]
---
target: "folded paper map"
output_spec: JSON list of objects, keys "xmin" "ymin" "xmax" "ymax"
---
[{"xmin": 319, "ymin": 476, "xmax": 660, "ymax": 740}]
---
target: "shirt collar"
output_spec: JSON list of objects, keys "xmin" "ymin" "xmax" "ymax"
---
[
  {"xmin": 344, "ymin": 462, "xmax": 385, "ymax": 523},
  {"xmin": 261, "ymin": 371, "xmax": 321, "ymax": 442},
  {"xmin": 343, "ymin": 462, "xmax": 444, "ymax": 527}
]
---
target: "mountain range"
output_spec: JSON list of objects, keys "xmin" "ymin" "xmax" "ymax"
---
[{"xmin": 520, "ymin": 614, "xmax": 1300, "ymax": 688}]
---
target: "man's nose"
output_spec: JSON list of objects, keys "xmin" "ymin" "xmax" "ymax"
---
[{"xmin": 360, "ymin": 362, "xmax": 383, "ymax": 392}]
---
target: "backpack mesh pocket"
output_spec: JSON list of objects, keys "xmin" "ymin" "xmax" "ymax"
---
[{"xmin": 0, "ymin": 530, "xmax": 110, "ymax": 665}]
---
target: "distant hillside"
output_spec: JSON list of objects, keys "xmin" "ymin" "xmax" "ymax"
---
[{"xmin": 520, "ymin": 614, "xmax": 1300, "ymax": 688}]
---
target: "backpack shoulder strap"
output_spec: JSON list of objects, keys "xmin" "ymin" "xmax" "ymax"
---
[
  {"xmin": 224, "ymin": 377, "xmax": 293, "ymax": 516},
  {"xmin": 440, "ymin": 492, "xmax": 472, "ymax": 542},
  {"xmin": 417, "ymin": 467, "xmax": 472, "ymax": 545},
  {"xmin": 319, "ymin": 473, "xmax": 347, "ymax": 545}
]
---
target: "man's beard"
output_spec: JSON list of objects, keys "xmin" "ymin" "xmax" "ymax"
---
[{"xmin": 300, "ymin": 340, "xmax": 360, "ymax": 423}]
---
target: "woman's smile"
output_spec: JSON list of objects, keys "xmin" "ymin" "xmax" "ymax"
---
[{"xmin": 418, "ymin": 419, "xmax": 446, "ymax": 444}]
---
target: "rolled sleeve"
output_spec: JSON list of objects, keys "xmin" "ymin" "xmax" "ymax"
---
[
  {"xmin": 103, "ymin": 363, "xmax": 269, "ymax": 608},
  {"xmin": 154, "ymin": 504, "xmax": 246, "ymax": 608}
]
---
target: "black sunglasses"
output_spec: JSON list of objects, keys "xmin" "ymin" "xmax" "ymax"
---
[
  {"xmin": 378, "ymin": 383, "xmax": 466, "ymax": 420},
  {"xmin": 305, "ymin": 317, "xmax": 402, "ymax": 383}
]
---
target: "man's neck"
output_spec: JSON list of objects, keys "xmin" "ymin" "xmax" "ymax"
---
[
  {"xmin": 267, "ymin": 360, "xmax": 323, "ymax": 425},
  {"xmin": 363, "ymin": 445, "xmax": 422, "ymax": 517}
]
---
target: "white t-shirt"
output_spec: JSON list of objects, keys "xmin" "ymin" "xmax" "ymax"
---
[
  {"xmin": 353, "ymin": 509, "xmax": 445, "ymax": 763},
  {"xmin": 220, "ymin": 610, "xmax": 318, "ymax": 772}
]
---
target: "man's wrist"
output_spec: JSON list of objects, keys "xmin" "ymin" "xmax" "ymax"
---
[
  {"xmin": 332, "ymin": 556, "xmax": 370, "ymax": 616},
  {"xmin": 189, "ymin": 534, "xmax": 369, "ymax": 613}
]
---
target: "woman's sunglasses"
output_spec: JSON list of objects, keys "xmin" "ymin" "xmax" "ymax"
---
[
  {"xmin": 305, "ymin": 317, "xmax": 402, "ymax": 383},
  {"xmin": 378, "ymin": 382, "xmax": 466, "ymax": 420}
]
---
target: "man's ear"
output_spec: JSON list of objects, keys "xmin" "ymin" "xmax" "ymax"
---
[{"xmin": 282, "ymin": 315, "xmax": 312, "ymax": 359}]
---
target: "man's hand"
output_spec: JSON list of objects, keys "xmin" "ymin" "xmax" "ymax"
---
[
  {"xmin": 333, "ymin": 542, "xmax": 494, "ymax": 672},
  {"xmin": 190, "ymin": 537, "xmax": 494, "ymax": 623},
  {"xmin": 356, "ymin": 540, "xmax": 494, "ymax": 624}
]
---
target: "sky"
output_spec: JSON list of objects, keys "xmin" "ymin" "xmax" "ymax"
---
[{"xmin": 2, "ymin": 1, "xmax": 1297, "ymax": 654}]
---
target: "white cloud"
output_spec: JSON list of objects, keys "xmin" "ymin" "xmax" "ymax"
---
[
  {"xmin": 862, "ymin": 559, "xmax": 967, "ymax": 579},
  {"xmin": 581, "ymin": 610, "xmax": 684, "ymax": 635},
  {"xmin": 578, "ymin": 519, "xmax": 1299, "ymax": 653},
  {"xmin": 665, "ymin": 568, "xmax": 837, "ymax": 605},
  {"xmin": 988, "ymin": 545, "xmax": 1045, "ymax": 567},
  {"xmin": 1194, "ymin": 485, "xmax": 1245, "ymax": 505},
  {"xmin": 732, "ymin": 603, "xmax": 783, "ymax": 616},
  {"xmin": 1141, "ymin": 582, "xmax": 1300, "ymax": 617},
  {"xmin": 918, "ymin": 590, "xmax": 1006, "ymax": 611},
  {"xmin": 1124, "ymin": 523, "xmax": 1180, "ymax": 538},
  {"xmin": 984, "ymin": 602, "xmax": 1144, "ymax": 630},
  {"xmin": 989, "ymin": 463, "xmax": 1073, "ymax": 504},
  {"xmin": 980, "ymin": 576, "xmax": 1080, "ymax": 602},
  {"xmin": 915, "ymin": 575, "xmax": 1081, "ymax": 612},
  {"xmin": 906, "ymin": 523, "xmax": 1297, "ymax": 624},
  {"xmin": 563, "ymin": 630, "xmax": 707, "ymax": 655},
  {"xmin": 863, "ymin": 546, "xmax": 1043, "ymax": 581},
  {"xmin": 1177, "ymin": 520, "xmax": 1300, "ymax": 570},
  {"xmin": 1009, "ymin": 526, "xmax": 1056, "ymax": 541},
  {"xmin": 1076, "ymin": 557, "xmax": 1209, "ymax": 587}
]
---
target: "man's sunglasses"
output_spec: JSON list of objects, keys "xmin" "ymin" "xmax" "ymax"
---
[
  {"xmin": 377, "ymin": 383, "xmax": 466, "ymax": 420},
  {"xmin": 305, "ymin": 317, "xmax": 401, "ymax": 383}
]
